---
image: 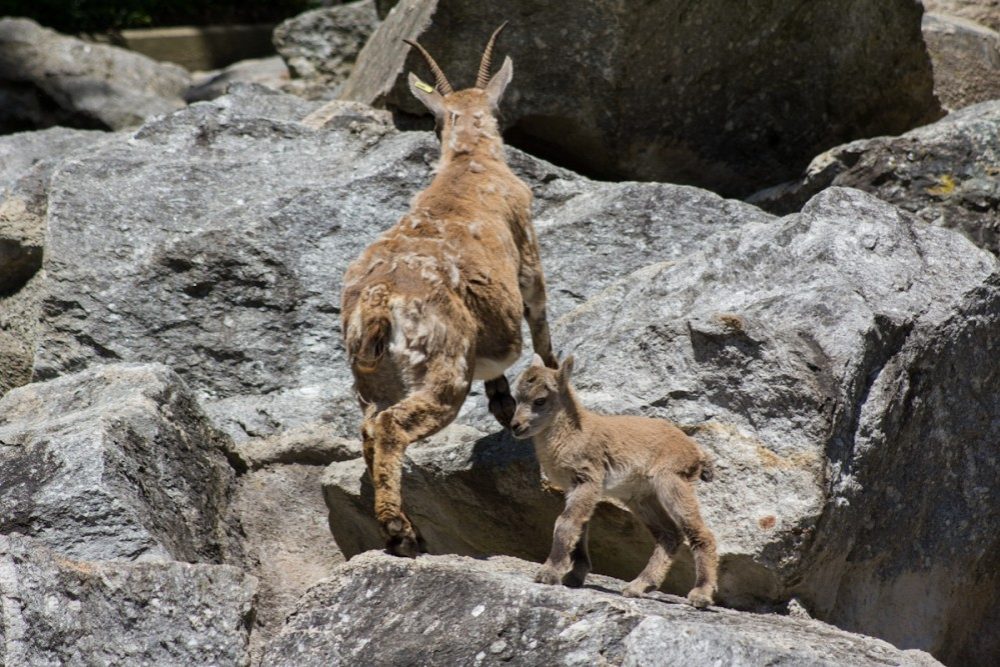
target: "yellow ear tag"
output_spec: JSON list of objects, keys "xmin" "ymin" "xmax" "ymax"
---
[{"xmin": 415, "ymin": 80, "xmax": 434, "ymax": 93}]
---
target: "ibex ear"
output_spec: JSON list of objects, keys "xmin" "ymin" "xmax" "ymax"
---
[
  {"xmin": 530, "ymin": 353, "xmax": 545, "ymax": 368},
  {"xmin": 485, "ymin": 56, "xmax": 513, "ymax": 107},
  {"xmin": 557, "ymin": 355, "xmax": 575, "ymax": 387},
  {"xmin": 408, "ymin": 72, "xmax": 446, "ymax": 118}
]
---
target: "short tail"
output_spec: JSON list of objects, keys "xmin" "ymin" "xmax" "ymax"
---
[
  {"xmin": 699, "ymin": 455, "xmax": 715, "ymax": 483},
  {"xmin": 347, "ymin": 286, "xmax": 392, "ymax": 374}
]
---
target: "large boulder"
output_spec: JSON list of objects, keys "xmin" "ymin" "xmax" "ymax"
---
[
  {"xmin": 0, "ymin": 535, "xmax": 255, "ymax": 666},
  {"xmin": 1, "ymin": 127, "xmax": 110, "ymax": 395},
  {"xmin": 341, "ymin": 0, "xmax": 941, "ymax": 196},
  {"xmin": 0, "ymin": 363, "xmax": 240, "ymax": 563},
  {"xmin": 0, "ymin": 18, "xmax": 190, "ymax": 133},
  {"xmin": 273, "ymin": 0, "xmax": 380, "ymax": 100},
  {"xmin": 748, "ymin": 100, "xmax": 1000, "ymax": 256},
  {"xmin": 922, "ymin": 13, "xmax": 1000, "ymax": 111},
  {"xmin": 263, "ymin": 551, "xmax": 940, "ymax": 666}
]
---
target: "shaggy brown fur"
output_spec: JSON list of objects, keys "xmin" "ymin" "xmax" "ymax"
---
[
  {"xmin": 341, "ymin": 31, "xmax": 557, "ymax": 557},
  {"xmin": 511, "ymin": 355, "xmax": 719, "ymax": 608}
]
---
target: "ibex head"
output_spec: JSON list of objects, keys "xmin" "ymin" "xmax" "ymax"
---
[{"xmin": 404, "ymin": 23, "xmax": 512, "ymax": 146}]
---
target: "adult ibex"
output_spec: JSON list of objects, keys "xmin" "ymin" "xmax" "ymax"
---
[{"xmin": 341, "ymin": 24, "xmax": 557, "ymax": 557}]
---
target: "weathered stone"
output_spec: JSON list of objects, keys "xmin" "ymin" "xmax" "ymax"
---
[
  {"xmin": 925, "ymin": 0, "xmax": 1000, "ymax": 33},
  {"xmin": 263, "ymin": 551, "xmax": 940, "ymax": 666},
  {"xmin": 0, "ymin": 364, "xmax": 239, "ymax": 563},
  {"xmin": 1, "ymin": 127, "xmax": 110, "ymax": 396},
  {"xmin": 747, "ymin": 100, "xmax": 1000, "ymax": 256},
  {"xmin": 228, "ymin": 462, "xmax": 343, "ymax": 662},
  {"xmin": 274, "ymin": 0, "xmax": 379, "ymax": 100},
  {"xmin": 342, "ymin": 0, "xmax": 941, "ymax": 196},
  {"xmin": 922, "ymin": 13, "xmax": 1000, "ymax": 111},
  {"xmin": 0, "ymin": 18, "xmax": 190, "ymax": 133},
  {"xmin": 0, "ymin": 535, "xmax": 255, "ymax": 667},
  {"xmin": 797, "ymin": 273, "xmax": 1000, "ymax": 666},
  {"xmin": 185, "ymin": 56, "xmax": 290, "ymax": 103}
]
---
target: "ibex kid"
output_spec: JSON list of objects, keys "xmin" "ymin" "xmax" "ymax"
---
[
  {"xmin": 511, "ymin": 355, "xmax": 719, "ymax": 607},
  {"xmin": 341, "ymin": 24, "xmax": 558, "ymax": 557}
]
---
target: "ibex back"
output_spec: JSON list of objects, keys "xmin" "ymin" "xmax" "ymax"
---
[{"xmin": 341, "ymin": 24, "xmax": 557, "ymax": 557}]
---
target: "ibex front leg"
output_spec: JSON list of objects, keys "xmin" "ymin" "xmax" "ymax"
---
[{"xmin": 536, "ymin": 481, "xmax": 602, "ymax": 584}]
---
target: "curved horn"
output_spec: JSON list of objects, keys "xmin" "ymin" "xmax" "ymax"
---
[
  {"xmin": 402, "ymin": 39, "xmax": 454, "ymax": 95},
  {"xmin": 475, "ymin": 21, "xmax": 509, "ymax": 89}
]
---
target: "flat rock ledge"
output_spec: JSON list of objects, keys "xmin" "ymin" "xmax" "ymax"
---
[{"xmin": 264, "ymin": 552, "xmax": 941, "ymax": 667}]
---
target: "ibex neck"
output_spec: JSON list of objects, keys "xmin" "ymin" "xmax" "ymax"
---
[{"xmin": 439, "ymin": 126, "xmax": 505, "ymax": 165}]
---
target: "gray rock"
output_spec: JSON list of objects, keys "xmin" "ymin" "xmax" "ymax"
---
[
  {"xmin": 922, "ymin": 13, "xmax": 1000, "ymax": 111},
  {"xmin": 274, "ymin": 0, "xmax": 380, "ymax": 100},
  {"xmin": 1, "ymin": 127, "xmax": 111, "ymax": 396},
  {"xmin": 322, "ymin": 187, "xmax": 1000, "ymax": 663},
  {"xmin": 262, "ymin": 551, "xmax": 941, "ymax": 666},
  {"xmin": 924, "ymin": 0, "xmax": 1000, "ymax": 33},
  {"xmin": 798, "ymin": 273, "xmax": 1000, "ymax": 666},
  {"xmin": 342, "ymin": 0, "xmax": 941, "ymax": 196},
  {"xmin": 0, "ymin": 535, "xmax": 255, "ymax": 667},
  {"xmin": 747, "ymin": 100, "xmax": 1000, "ymax": 256},
  {"xmin": 228, "ymin": 462, "xmax": 343, "ymax": 662},
  {"xmin": 186, "ymin": 56, "xmax": 290, "ymax": 103},
  {"xmin": 0, "ymin": 363, "xmax": 239, "ymax": 563},
  {"xmin": 0, "ymin": 18, "xmax": 190, "ymax": 132}
]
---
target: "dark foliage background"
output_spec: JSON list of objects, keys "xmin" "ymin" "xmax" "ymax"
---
[{"xmin": 0, "ymin": 0, "xmax": 322, "ymax": 34}]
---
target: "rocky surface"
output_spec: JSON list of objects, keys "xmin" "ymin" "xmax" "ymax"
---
[
  {"xmin": 263, "ymin": 551, "xmax": 941, "ymax": 666},
  {"xmin": 322, "ymin": 186, "xmax": 1000, "ymax": 664},
  {"xmin": 0, "ymin": 534, "xmax": 255, "ymax": 666},
  {"xmin": 1, "ymin": 126, "xmax": 111, "ymax": 394},
  {"xmin": 186, "ymin": 56, "xmax": 290, "ymax": 103},
  {"xmin": 922, "ymin": 13, "xmax": 1000, "ymax": 111},
  {"xmin": 343, "ymin": 0, "xmax": 941, "ymax": 196},
  {"xmin": 273, "ymin": 0, "xmax": 379, "ymax": 100},
  {"xmin": 925, "ymin": 0, "xmax": 1000, "ymax": 33},
  {"xmin": 0, "ymin": 18, "xmax": 190, "ymax": 133},
  {"xmin": 0, "ymin": 363, "xmax": 239, "ymax": 563},
  {"xmin": 748, "ymin": 100, "xmax": 1000, "ymax": 257}
]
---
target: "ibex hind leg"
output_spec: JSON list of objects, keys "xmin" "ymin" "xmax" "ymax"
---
[{"xmin": 371, "ymin": 371, "xmax": 467, "ymax": 557}]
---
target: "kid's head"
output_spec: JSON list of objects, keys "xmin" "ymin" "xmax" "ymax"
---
[{"xmin": 511, "ymin": 354, "xmax": 574, "ymax": 439}]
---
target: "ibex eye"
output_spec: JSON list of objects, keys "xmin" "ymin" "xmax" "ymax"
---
[{"xmin": 533, "ymin": 397, "xmax": 547, "ymax": 407}]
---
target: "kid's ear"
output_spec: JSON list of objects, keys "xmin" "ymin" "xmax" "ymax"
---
[
  {"xmin": 485, "ymin": 56, "xmax": 513, "ymax": 108},
  {"xmin": 531, "ymin": 353, "xmax": 545, "ymax": 368},
  {"xmin": 408, "ymin": 72, "xmax": 446, "ymax": 118},
  {"xmin": 557, "ymin": 355, "xmax": 575, "ymax": 386}
]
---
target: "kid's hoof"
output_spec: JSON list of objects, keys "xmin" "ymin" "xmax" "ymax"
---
[
  {"xmin": 622, "ymin": 580, "xmax": 652, "ymax": 598},
  {"xmin": 562, "ymin": 571, "xmax": 588, "ymax": 588},
  {"xmin": 534, "ymin": 567, "xmax": 562, "ymax": 586},
  {"xmin": 686, "ymin": 589, "xmax": 713, "ymax": 609}
]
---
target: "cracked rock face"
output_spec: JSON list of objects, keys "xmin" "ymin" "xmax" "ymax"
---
[
  {"xmin": 262, "ymin": 552, "xmax": 940, "ymax": 667},
  {"xmin": 345, "ymin": 0, "xmax": 940, "ymax": 196},
  {"xmin": 0, "ymin": 363, "xmax": 239, "ymax": 563},
  {"xmin": 0, "ymin": 535, "xmax": 255, "ymax": 666}
]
